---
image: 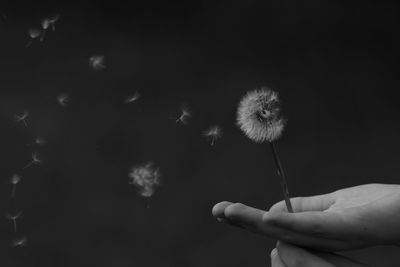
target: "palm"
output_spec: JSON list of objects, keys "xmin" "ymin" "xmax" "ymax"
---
[{"xmin": 212, "ymin": 183, "xmax": 400, "ymax": 251}]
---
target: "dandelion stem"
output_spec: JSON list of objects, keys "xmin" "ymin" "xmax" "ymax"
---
[
  {"xmin": 269, "ymin": 142, "xmax": 293, "ymax": 213},
  {"xmin": 13, "ymin": 219, "xmax": 17, "ymax": 233}
]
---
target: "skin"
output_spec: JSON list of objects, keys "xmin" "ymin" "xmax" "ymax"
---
[
  {"xmin": 212, "ymin": 183, "xmax": 400, "ymax": 251},
  {"xmin": 271, "ymin": 242, "xmax": 367, "ymax": 267}
]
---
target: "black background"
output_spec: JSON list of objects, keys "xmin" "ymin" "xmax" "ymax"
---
[{"xmin": 0, "ymin": 1, "xmax": 400, "ymax": 266}]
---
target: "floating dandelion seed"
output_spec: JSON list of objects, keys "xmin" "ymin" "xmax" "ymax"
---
[
  {"xmin": 14, "ymin": 110, "xmax": 29, "ymax": 128},
  {"xmin": 203, "ymin": 125, "xmax": 223, "ymax": 146},
  {"xmin": 6, "ymin": 211, "xmax": 22, "ymax": 233},
  {"xmin": 23, "ymin": 152, "xmax": 42, "ymax": 170},
  {"xmin": 129, "ymin": 162, "xmax": 161, "ymax": 207},
  {"xmin": 89, "ymin": 55, "xmax": 106, "ymax": 70},
  {"xmin": 174, "ymin": 105, "xmax": 191, "ymax": 124},
  {"xmin": 125, "ymin": 92, "xmax": 141, "ymax": 104},
  {"xmin": 31, "ymin": 136, "xmax": 46, "ymax": 146},
  {"xmin": 57, "ymin": 93, "xmax": 69, "ymax": 107},
  {"xmin": 10, "ymin": 174, "xmax": 21, "ymax": 198},
  {"xmin": 237, "ymin": 87, "xmax": 293, "ymax": 212},
  {"xmin": 41, "ymin": 14, "xmax": 59, "ymax": 32},
  {"xmin": 11, "ymin": 236, "xmax": 27, "ymax": 248},
  {"xmin": 26, "ymin": 28, "xmax": 42, "ymax": 47}
]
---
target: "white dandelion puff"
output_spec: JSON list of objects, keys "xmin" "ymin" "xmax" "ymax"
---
[
  {"xmin": 128, "ymin": 162, "xmax": 161, "ymax": 199},
  {"xmin": 6, "ymin": 211, "xmax": 22, "ymax": 233},
  {"xmin": 203, "ymin": 125, "xmax": 223, "ymax": 146},
  {"xmin": 26, "ymin": 28, "xmax": 42, "ymax": 47},
  {"xmin": 89, "ymin": 55, "xmax": 106, "ymax": 70},
  {"xmin": 237, "ymin": 88, "xmax": 285, "ymax": 143},
  {"xmin": 11, "ymin": 236, "xmax": 27, "ymax": 248},
  {"xmin": 125, "ymin": 92, "xmax": 141, "ymax": 104},
  {"xmin": 23, "ymin": 152, "xmax": 42, "ymax": 170},
  {"xmin": 236, "ymin": 87, "xmax": 293, "ymax": 213},
  {"xmin": 174, "ymin": 105, "xmax": 191, "ymax": 124},
  {"xmin": 14, "ymin": 110, "xmax": 29, "ymax": 128},
  {"xmin": 10, "ymin": 174, "xmax": 21, "ymax": 198},
  {"xmin": 57, "ymin": 93, "xmax": 69, "ymax": 107}
]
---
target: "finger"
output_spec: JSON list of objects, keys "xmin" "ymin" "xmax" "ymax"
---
[
  {"xmin": 313, "ymin": 250, "xmax": 368, "ymax": 267},
  {"xmin": 277, "ymin": 241, "xmax": 336, "ymax": 267},
  {"xmin": 222, "ymin": 203, "xmax": 347, "ymax": 251},
  {"xmin": 263, "ymin": 211, "xmax": 361, "ymax": 240},
  {"xmin": 271, "ymin": 248, "xmax": 287, "ymax": 267},
  {"xmin": 212, "ymin": 201, "xmax": 232, "ymax": 219},
  {"xmin": 269, "ymin": 194, "xmax": 336, "ymax": 213}
]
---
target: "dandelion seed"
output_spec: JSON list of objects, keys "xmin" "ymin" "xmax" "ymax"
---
[
  {"xmin": 174, "ymin": 105, "xmax": 191, "ymax": 124},
  {"xmin": 26, "ymin": 28, "xmax": 42, "ymax": 48},
  {"xmin": 89, "ymin": 55, "xmax": 105, "ymax": 70},
  {"xmin": 57, "ymin": 93, "xmax": 69, "ymax": 107},
  {"xmin": 10, "ymin": 174, "xmax": 21, "ymax": 198},
  {"xmin": 41, "ymin": 14, "xmax": 59, "ymax": 32},
  {"xmin": 6, "ymin": 211, "xmax": 22, "ymax": 233},
  {"xmin": 11, "ymin": 236, "xmax": 27, "ymax": 248},
  {"xmin": 203, "ymin": 125, "xmax": 223, "ymax": 146},
  {"xmin": 237, "ymin": 87, "xmax": 293, "ymax": 212},
  {"xmin": 31, "ymin": 136, "xmax": 46, "ymax": 146},
  {"xmin": 125, "ymin": 91, "xmax": 141, "ymax": 104},
  {"xmin": 14, "ymin": 110, "xmax": 29, "ymax": 128},
  {"xmin": 23, "ymin": 152, "xmax": 42, "ymax": 170},
  {"xmin": 128, "ymin": 162, "xmax": 161, "ymax": 203}
]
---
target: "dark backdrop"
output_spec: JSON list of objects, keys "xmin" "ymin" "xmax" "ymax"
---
[{"xmin": 0, "ymin": 1, "xmax": 400, "ymax": 266}]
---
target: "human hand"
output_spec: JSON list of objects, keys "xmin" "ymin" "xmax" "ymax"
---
[
  {"xmin": 270, "ymin": 242, "xmax": 367, "ymax": 267},
  {"xmin": 212, "ymin": 184, "xmax": 400, "ymax": 251}
]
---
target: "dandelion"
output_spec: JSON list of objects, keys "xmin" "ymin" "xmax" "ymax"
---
[
  {"xmin": 237, "ymin": 87, "xmax": 293, "ymax": 212},
  {"xmin": 10, "ymin": 174, "xmax": 21, "ymax": 198},
  {"xmin": 124, "ymin": 91, "xmax": 141, "ymax": 104},
  {"xmin": 89, "ymin": 55, "xmax": 105, "ymax": 70},
  {"xmin": 203, "ymin": 125, "xmax": 223, "ymax": 146},
  {"xmin": 6, "ymin": 211, "xmax": 22, "ymax": 233},
  {"xmin": 57, "ymin": 93, "xmax": 69, "ymax": 107},
  {"xmin": 174, "ymin": 105, "xmax": 191, "ymax": 124},
  {"xmin": 11, "ymin": 236, "xmax": 27, "ymax": 248},
  {"xmin": 129, "ymin": 162, "xmax": 161, "ymax": 207},
  {"xmin": 26, "ymin": 28, "xmax": 42, "ymax": 48},
  {"xmin": 23, "ymin": 152, "xmax": 42, "ymax": 170},
  {"xmin": 14, "ymin": 110, "xmax": 29, "ymax": 128}
]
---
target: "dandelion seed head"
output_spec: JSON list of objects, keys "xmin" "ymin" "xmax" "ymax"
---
[
  {"xmin": 125, "ymin": 92, "xmax": 141, "ymax": 103},
  {"xmin": 89, "ymin": 55, "xmax": 106, "ymax": 70},
  {"xmin": 11, "ymin": 236, "xmax": 27, "ymax": 248},
  {"xmin": 57, "ymin": 93, "xmax": 69, "ymax": 107},
  {"xmin": 128, "ymin": 162, "xmax": 161, "ymax": 197},
  {"xmin": 237, "ymin": 88, "xmax": 285, "ymax": 143},
  {"xmin": 10, "ymin": 174, "xmax": 21, "ymax": 185}
]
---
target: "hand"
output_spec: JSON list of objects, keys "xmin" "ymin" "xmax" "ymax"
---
[
  {"xmin": 212, "ymin": 183, "xmax": 400, "ymax": 251},
  {"xmin": 271, "ymin": 242, "xmax": 367, "ymax": 267}
]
